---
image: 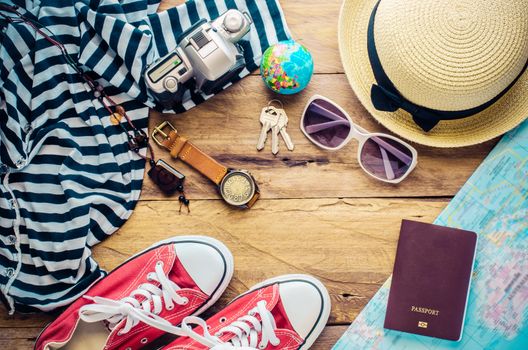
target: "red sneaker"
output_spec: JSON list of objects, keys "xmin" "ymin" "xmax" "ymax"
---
[
  {"xmin": 162, "ymin": 274, "xmax": 331, "ymax": 350},
  {"xmin": 35, "ymin": 236, "xmax": 234, "ymax": 350}
]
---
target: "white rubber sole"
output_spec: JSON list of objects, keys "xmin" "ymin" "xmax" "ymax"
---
[
  {"xmin": 248, "ymin": 274, "xmax": 331, "ymax": 350},
  {"xmin": 134, "ymin": 235, "xmax": 234, "ymax": 317}
]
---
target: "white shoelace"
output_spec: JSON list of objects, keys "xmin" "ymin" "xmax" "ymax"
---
[
  {"xmin": 180, "ymin": 300, "xmax": 280, "ymax": 350},
  {"xmin": 78, "ymin": 261, "xmax": 189, "ymax": 335},
  {"xmin": 78, "ymin": 264, "xmax": 279, "ymax": 350}
]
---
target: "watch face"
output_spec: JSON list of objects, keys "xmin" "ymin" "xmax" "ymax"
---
[{"xmin": 220, "ymin": 170, "xmax": 256, "ymax": 206}]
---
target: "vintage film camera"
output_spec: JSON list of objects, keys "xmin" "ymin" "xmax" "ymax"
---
[{"xmin": 145, "ymin": 10, "xmax": 252, "ymax": 109}]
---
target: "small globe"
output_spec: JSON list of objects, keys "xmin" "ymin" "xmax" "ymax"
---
[{"xmin": 260, "ymin": 40, "xmax": 314, "ymax": 95}]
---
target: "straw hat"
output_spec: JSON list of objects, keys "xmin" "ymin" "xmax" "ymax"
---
[{"xmin": 338, "ymin": 0, "xmax": 528, "ymax": 147}]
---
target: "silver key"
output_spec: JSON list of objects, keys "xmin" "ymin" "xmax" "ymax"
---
[
  {"xmin": 276, "ymin": 109, "xmax": 294, "ymax": 151},
  {"xmin": 271, "ymin": 120, "xmax": 281, "ymax": 155},
  {"xmin": 257, "ymin": 106, "xmax": 279, "ymax": 150}
]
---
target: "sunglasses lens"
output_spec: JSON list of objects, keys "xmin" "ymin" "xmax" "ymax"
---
[
  {"xmin": 303, "ymin": 99, "xmax": 351, "ymax": 149},
  {"xmin": 360, "ymin": 136, "xmax": 414, "ymax": 181}
]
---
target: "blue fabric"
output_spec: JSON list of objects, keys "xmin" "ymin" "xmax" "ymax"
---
[{"xmin": 0, "ymin": 0, "xmax": 290, "ymax": 313}]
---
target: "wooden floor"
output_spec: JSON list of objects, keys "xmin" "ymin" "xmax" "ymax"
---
[{"xmin": 0, "ymin": 0, "xmax": 497, "ymax": 349}]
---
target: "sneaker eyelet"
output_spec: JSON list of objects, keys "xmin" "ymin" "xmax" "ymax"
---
[
  {"xmin": 207, "ymin": 325, "xmax": 212, "ymax": 330},
  {"xmin": 140, "ymin": 337, "xmax": 148, "ymax": 344},
  {"xmin": 181, "ymin": 297, "xmax": 189, "ymax": 305},
  {"xmin": 167, "ymin": 304, "xmax": 174, "ymax": 310},
  {"xmin": 117, "ymin": 330, "xmax": 124, "ymax": 336},
  {"xmin": 258, "ymin": 343, "xmax": 266, "ymax": 349},
  {"xmin": 156, "ymin": 261, "xmax": 163, "ymax": 267},
  {"xmin": 249, "ymin": 310, "xmax": 256, "ymax": 316},
  {"xmin": 219, "ymin": 316, "xmax": 227, "ymax": 323},
  {"xmin": 147, "ymin": 273, "xmax": 154, "ymax": 281}
]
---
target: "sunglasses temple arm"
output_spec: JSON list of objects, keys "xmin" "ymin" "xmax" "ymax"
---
[
  {"xmin": 304, "ymin": 120, "xmax": 350, "ymax": 134},
  {"xmin": 369, "ymin": 136, "xmax": 413, "ymax": 165},
  {"xmin": 380, "ymin": 147, "xmax": 396, "ymax": 180},
  {"xmin": 309, "ymin": 103, "xmax": 347, "ymax": 122}
]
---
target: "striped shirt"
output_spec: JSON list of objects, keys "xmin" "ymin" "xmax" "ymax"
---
[{"xmin": 0, "ymin": 0, "xmax": 290, "ymax": 314}]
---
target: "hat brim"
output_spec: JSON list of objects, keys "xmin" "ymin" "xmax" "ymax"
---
[{"xmin": 338, "ymin": 0, "xmax": 528, "ymax": 148}]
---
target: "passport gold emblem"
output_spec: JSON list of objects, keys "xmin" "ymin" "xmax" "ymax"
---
[{"xmin": 418, "ymin": 321, "xmax": 428, "ymax": 328}]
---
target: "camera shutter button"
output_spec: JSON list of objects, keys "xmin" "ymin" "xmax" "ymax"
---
[
  {"xmin": 223, "ymin": 12, "xmax": 244, "ymax": 33},
  {"xmin": 164, "ymin": 77, "xmax": 178, "ymax": 92}
]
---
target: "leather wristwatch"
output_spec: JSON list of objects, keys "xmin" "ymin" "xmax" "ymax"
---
[{"xmin": 152, "ymin": 121, "xmax": 259, "ymax": 208}]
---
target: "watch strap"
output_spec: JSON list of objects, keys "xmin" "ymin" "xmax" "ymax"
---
[
  {"xmin": 246, "ymin": 191, "xmax": 260, "ymax": 208},
  {"xmin": 162, "ymin": 130, "xmax": 228, "ymax": 185}
]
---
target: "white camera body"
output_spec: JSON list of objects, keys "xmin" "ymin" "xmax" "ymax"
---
[{"xmin": 144, "ymin": 10, "xmax": 252, "ymax": 109}]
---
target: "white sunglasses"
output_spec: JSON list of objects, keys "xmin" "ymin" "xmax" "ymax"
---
[{"xmin": 300, "ymin": 95, "xmax": 418, "ymax": 183}]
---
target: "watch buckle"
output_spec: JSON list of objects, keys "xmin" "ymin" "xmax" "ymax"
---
[{"xmin": 151, "ymin": 121, "xmax": 177, "ymax": 147}]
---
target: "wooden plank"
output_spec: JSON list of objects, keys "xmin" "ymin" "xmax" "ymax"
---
[
  {"xmin": 0, "ymin": 198, "xmax": 446, "ymax": 328},
  {"xmin": 157, "ymin": 0, "xmax": 344, "ymax": 74},
  {"xmin": 311, "ymin": 326, "xmax": 349, "ymax": 349},
  {"xmin": 278, "ymin": 0, "xmax": 344, "ymax": 74},
  {"xmin": 0, "ymin": 339, "xmax": 35, "ymax": 350},
  {"xmin": 143, "ymin": 75, "xmax": 495, "ymax": 200},
  {"xmin": 0, "ymin": 327, "xmax": 44, "ymax": 339}
]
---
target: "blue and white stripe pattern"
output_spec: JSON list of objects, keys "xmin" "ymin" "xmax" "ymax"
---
[{"xmin": 0, "ymin": 0, "xmax": 290, "ymax": 313}]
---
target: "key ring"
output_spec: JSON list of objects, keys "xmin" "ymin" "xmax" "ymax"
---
[{"xmin": 267, "ymin": 99, "xmax": 283, "ymax": 111}]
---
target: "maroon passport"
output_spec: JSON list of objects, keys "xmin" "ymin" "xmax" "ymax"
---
[{"xmin": 384, "ymin": 220, "xmax": 477, "ymax": 341}]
